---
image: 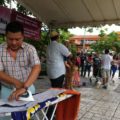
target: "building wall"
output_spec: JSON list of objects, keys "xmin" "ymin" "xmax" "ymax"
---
[{"xmin": 69, "ymin": 35, "xmax": 99, "ymax": 52}]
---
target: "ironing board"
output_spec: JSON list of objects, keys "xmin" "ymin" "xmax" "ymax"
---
[{"xmin": 0, "ymin": 88, "xmax": 72, "ymax": 120}]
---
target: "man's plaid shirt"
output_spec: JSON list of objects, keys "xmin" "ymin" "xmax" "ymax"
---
[{"xmin": 0, "ymin": 42, "xmax": 40, "ymax": 87}]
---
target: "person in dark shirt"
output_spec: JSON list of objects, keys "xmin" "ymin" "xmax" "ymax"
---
[
  {"xmin": 80, "ymin": 52, "xmax": 86, "ymax": 76},
  {"xmin": 93, "ymin": 53, "xmax": 101, "ymax": 78},
  {"xmin": 84, "ymin": 54, "xmax": 92, "ymax": 77}
]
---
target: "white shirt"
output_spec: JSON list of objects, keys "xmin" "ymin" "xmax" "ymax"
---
[
  {"xmin": 101, "ymin": 54, "xmax": 113, "ymax": 70},
  {"xmin": 46, "ymin": 41, "xmax": 71, "ymax": 79}
]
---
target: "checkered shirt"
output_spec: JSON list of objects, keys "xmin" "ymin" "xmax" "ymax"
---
[{"xmin": 0, "ymin": 42, "xmax": 40, "ymax": 86}]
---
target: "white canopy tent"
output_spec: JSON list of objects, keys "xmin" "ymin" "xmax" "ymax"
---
[{"xmin": 16, "ymin": 0, "xmax": 120, "ymax": 28}]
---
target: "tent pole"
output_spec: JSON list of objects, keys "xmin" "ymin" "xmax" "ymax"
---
[
  {"xmin": 9, "ymin": 0, "xmax": 12, "ymax": 9},
  {"xmin": 83, "ymin": 28, "xmax": 86, "ymax": 52}
]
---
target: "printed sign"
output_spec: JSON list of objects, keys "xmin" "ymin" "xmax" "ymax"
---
[
  {"xmin": 0, "ymin": 6, "xmax": 11, "ymax": 34},
  {"xmin": 11, "ymin": 10, "xmax": 41, "ymax": 40},
  {"xmin": 0, "ymin": 6, "xmax": 41, "ymax": 40}
]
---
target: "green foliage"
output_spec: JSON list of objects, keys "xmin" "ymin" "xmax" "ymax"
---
[
  {"xmin": 98, "ymin": 29, "xmax": 106, "ymax": 37},
  {"xmin": 57, "ymin": 28, "xmax": 76, "ymax": 55},
  {"xmin": 69, "ymin": 44, "xmax": 77, "ymax": 57},
  {"xmin": 16, "ymin": 3, "xmax": 32, "ymax": 15},
  {"xmin": 0, "ymin": 0, "xmax": 5, "ymax": 6},
  {"xmin": 58, "ymin": 29, "xmax": 73, "ymax": 43},
  {"xmin": 0, "ymin": 0, "xmax": 32, "ymax": 15},
  {"xmin": 91, "ymin": 31, "xmax": 120, "ymax": 53},
  {"xmin": 25, "ymin": 30, "xmax": 50, "ymax": 58},
  {"xmin": 0, "ymin": 0, "xmax": 10, "ymax": 7},
  {"xmin": 0, "ymin": 35, "xmax": 5, "ymax": 44},
  {"xmin": 87, "ymin": 28, "xmax": 93, "ymax": 33}
]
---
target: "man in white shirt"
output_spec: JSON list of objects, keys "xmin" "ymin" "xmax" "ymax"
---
[
  {"xmin": 101, "ymin": 49, "xmax": 113, "ymax": 89},
  {"xmin": 46, "ymin": 31, "xmax": 71, "ymax": 88}
]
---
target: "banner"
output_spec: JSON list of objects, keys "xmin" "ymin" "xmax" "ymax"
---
[
  {"xmin": 0, "ymin": 6, "xmax": 11, "ymax": 34},
  {"xmin": 11, "ymin": 10, "xmax": 41, "ymax": 40}
]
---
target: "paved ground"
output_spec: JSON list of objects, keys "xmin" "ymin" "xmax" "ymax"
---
[{"xmin": 35, "ymin": 71, "xmax": 120, "ymax": 120}]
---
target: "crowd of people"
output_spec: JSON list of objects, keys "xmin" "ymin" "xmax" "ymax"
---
[{"xmin": 75, "ymin": 49, "xmax": 120, "ymax": 89}]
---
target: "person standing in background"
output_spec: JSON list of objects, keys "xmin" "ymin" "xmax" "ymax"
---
[
  {"xmin": 71, "ymin": 56, "xmax": 81, "ymax": 87},
  {"xmin": 110, "ymin": 54, "xmax": 118, "ymax": 83},
  {"xmin": 93, "ymin": 53, "xmax": 101, "ymax": 78},
  {"xmin": 46, "ymin": 31, "xmax": 71, "ymax": 119},
  {"xmin": 101, "ymin": 49, "xmax": 113, "ymax": 89},
  {"xmin": 84, "ymin": 54, "xmax": 92, "ymax": 78},
  {"xmin": 80, "ymin": 52, "xmax": 86, "ymax": 77},
  {"xmin": 46, "ymin": 31, "xmax": 71, "ymax": 88}
]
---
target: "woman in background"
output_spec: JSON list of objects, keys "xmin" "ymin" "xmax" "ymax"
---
[{"xmin": 71, "ymin": 56, "xmax": 81, "ymax": 87}]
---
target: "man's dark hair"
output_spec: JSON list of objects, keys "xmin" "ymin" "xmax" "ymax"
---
[
  {"xmin": 6, "ymin": 21, "xmax": 24, "ymax": 34},
  {"xmin": 105, "ymin": 49, "xmax": 109, "ymax": 54}
]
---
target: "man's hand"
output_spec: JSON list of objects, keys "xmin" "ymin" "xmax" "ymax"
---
[{"xmin": 8, "ymin": 88, "xmax": 26, "ymax": 101}]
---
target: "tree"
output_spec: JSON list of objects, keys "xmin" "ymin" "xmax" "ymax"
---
[
  {"xmin": 58, "ymin": 28, "xmax": 73, "ymax": 43},
  {"xmin": 0, "ymin": 0, "xmax": 10, "ymax": 7},
  {"xmin": 0, "ymin": 35, "xmax": 5, "ymax": 44},
  {"xmin": 57, "ymin": 28, "xmax": 77, "ymax": 56},
  {"xmin": 91, "ymin": 30, "xmax": 120, "ymax": 53},
  {"xmin": 16, "ymin": 3, "xmax": 33, "ymax": 15}
]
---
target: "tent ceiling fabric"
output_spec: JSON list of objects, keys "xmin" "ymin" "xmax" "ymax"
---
[{"xmin": 16, "ymin": 0, "xmax": 120, "ymax": 28}]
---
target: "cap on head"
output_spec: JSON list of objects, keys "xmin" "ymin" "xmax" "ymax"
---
[{"xmin": 50, "ymin": 31, "xmax": 59, "ymax": 38}]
